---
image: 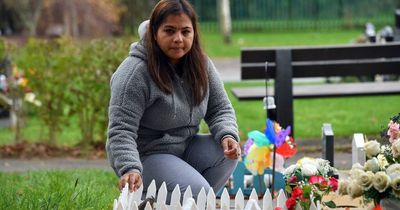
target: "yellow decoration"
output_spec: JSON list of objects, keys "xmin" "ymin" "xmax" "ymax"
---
[{"xmin": 245, "ymin": 146, "xmax": 272, "ymax": 175}]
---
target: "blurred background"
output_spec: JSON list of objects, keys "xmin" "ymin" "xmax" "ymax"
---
[{"xmin": 0, "ymin": 0, "xmax": 398, "ymax": 38}]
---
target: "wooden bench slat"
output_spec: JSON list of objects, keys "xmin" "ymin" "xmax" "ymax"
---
[
  {"xmin": 231, "ymin": 81, "xmax": 400, "ymax": 100},
  {"xmin": 241, "ymin": 42, "xmax": 400, "ymax": 63},
  {"xmin": 241, "ymin": 58, "xmax": 400, "ymax": 79}
]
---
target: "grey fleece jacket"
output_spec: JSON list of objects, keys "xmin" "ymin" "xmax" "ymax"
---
[{"xmin": 106, "ymin": 41, "xmax": 239, "ymax": 177}]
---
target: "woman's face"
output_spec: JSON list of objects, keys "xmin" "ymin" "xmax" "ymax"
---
[{"xmin": 155, "ymin": 13, "xmax": 194, "ymax": 64}]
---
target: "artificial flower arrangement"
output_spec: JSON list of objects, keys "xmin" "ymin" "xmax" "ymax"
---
[
  {"xmin": 243, "ymin": 119, "xmax": 296, "ymax": 175},
  {"xmin": 283, "ymin": 157, "xmax": 339, "ymax": 210},
  {"xmin": 338, "ymin": 113, "xmax": 400, "ymax": 208}
]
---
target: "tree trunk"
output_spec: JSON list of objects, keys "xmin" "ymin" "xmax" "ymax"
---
[{"xmin": 218, "ymin": 0, "xmax": 232, "ymax": 44}]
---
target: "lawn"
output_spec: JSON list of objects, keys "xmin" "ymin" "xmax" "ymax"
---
[
  {"xmin": 201, "ymin": 30, "xmax": 362, "ymax": 58},
  {"xmin": 0, "ymin": 170, "xmax": 118, "ymax": 210}
]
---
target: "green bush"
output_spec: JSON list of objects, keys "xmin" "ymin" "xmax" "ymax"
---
[
  {"xmin": 67, "ymin": 39, "xmax": 127, "ymax": 145},
  {"xmin": 12, "ymin": 37, "xmax": 129, "ymax": 145}
]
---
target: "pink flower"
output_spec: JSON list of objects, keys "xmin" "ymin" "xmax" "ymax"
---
[
  {"xmin": 392, "ymin": 139, "xmax": 400, "ymax": 158},
  {"xmin": 309, "ymin": 175, "xmax": 325, "ymax": 185},
  {"xmin": 388, "ymin": 120, "xmax": 400, "ymax": 143}
]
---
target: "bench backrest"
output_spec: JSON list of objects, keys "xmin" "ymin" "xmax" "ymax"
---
[{"xmin": 241, "ymin": 42, "xmax": 400, "ymax": 79}]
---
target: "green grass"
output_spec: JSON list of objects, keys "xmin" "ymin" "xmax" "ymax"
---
[
  {"xmin": 0, "ymin": 116, "xmax": 82, "ymax": 146},
  {"xmin": 201, "ymin": 30, "xmax": 361, "ymax": 58},
  {"xmin": 0, "ymin": 170, "xmax": 118, "ymax": 210}
]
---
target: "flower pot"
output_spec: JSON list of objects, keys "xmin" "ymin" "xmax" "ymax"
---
[{"xmin": 380, "ymin": 198, "xmax": 400, "ymax": 210}]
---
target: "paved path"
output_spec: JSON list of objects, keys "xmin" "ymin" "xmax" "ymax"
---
[
  {"xmin": 213, "ymin": 58, "xmax": 241, "ymax": 81},
  {"xmin": 0, "ymin": 158, "xmax": 111, "ymax": 172},
  {"xmin": 0, "ymin": 150, "xmax": 352, "ymax": 172}
]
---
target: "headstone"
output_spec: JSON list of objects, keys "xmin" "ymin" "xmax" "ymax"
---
[{"xmin": 352, "ymin": 133, "xmax": 366, "ymax": 165}]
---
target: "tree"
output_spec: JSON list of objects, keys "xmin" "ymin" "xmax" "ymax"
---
[
  {"xmin": 2, "ymin": 0, "xmax": 44, "ymax": 36},
  {"xmin": 118, "ymin": 0, "xmax": 158, "ymax": 35},
  {"xmin": 36, "ymin": 0, "xmax": 123, "ymax": 37},
  {"xmin": 217, "ymin": 0, "xmax": 232, "ymax": 44}
]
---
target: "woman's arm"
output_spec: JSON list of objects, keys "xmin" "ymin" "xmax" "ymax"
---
[
  {"xmin": 106, "ymin": 57, "xmax": 149, "ymax": 179},
  {"xmin": 204, "ymin": 58, "xmax": 240, "ymax": 144}
]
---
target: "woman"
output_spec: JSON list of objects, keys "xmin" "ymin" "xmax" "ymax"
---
[{"xmin": 106, "ymin": 0, "xmax": 241, "ymax": 199}]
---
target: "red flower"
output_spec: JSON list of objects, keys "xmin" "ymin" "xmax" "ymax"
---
[
  {"xmin": 373, "ymin": 204, "xmax": 382, "ymax": 210},
  {"xmin": 328, "ymin": 177, "xmax": 338, "ymax": 191},
  {"xmin": 291, "ymin": 186, "xmax": 303, "ymax": 198},
  {"xmin": 289, "ymin": 176, "xmax": 297, "ymax": 183},
  {"xmin": 285, "ymin": 197, "xmax": 297, "ymax": 210}
]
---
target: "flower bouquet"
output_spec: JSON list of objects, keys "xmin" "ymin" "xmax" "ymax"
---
[
  {"xmin": 283, "ymin": 157, "xmax": 338, "ymax": 210},
  {"xmin": 338, "ymin": 113, "xmax": 400, "ymax": 209}
]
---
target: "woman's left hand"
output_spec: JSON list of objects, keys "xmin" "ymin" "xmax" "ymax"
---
[{"xmin": 221, "ymin": 137, "xmax": 241, "ymax": 160}]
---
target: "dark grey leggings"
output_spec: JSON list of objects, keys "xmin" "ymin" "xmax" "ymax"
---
[{"xmin": 141, "ymin": 134, "xmax": 238, "ymax": 200}]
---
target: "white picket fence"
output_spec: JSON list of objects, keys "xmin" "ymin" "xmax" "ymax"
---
[{"xmin": 113, "ymin": 180, "xmax": 321, "ymax": 210}]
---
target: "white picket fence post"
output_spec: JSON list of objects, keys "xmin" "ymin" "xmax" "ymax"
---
[{"xmin": 113, "ymin": 180, "xmax": 321, "ymax": 210}]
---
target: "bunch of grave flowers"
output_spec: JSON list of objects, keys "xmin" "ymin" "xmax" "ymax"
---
[
  {"xmin": 283, "ymin": 157, "xmax": 338, "ymax": 210},
  {"xmin": 338, "ymin": 113, "xmax": 400, "ymax": 206}
]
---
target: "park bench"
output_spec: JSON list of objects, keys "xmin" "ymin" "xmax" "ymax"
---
[{"xmin": 231, "ymin": 42, "xmax": 400, "ymax": 132}]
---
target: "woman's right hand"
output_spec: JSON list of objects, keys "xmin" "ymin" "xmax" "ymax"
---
[{"xmin": 119, "ymin": 171, "xmax": 142, "ymax": 192}]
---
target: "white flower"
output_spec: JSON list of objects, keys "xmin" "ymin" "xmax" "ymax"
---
[
  {"xmin": 350, "ymin": 168, "xmax": 365, "ymax": 180},
  {"xmin": 315, "ymin": 158, "xmax": 329, "ymax": 166},
  {"xmin": 357, "ymin": 171, "xmax": 374, "ymax": 190},
  {"xmin": 24, "ymin": 92, "xmax": 42, "ymax": 107},
  {"xmin": 348, "ymin": 180, "xmax": 364, "ymax": 198},
  {"xmin": 297, "ymin": 157, "xmax": 317, "ymax": 167},
  {"xmin": 351, "ymin": 163, "xmax": 365, "ymax": 171},
  {"xmin": 390, "ymin": 173, "xmax": 400, "ymax": 198},
  {"xmin": 338, "ymin": 179, "xmax": 349, "ymax": 195},
  {"xmin": 377, "ymin": 154, "xmax": 389, "ymax": 169},
  {"xmin": 284, "ymin": 164, "xmax": 298, "ymax": 176},
  {"xmin": 386, "ymin": 164, "xmax": 400, "ymax": 176},
  {"xmin": 315, "ymin": 158, "xmax": 331, "ymax": 175},
  {"xmin": 364, "ymin": 140, "xmax": 381, "ymax": 158},
  {"xmin": 390, "ymin": 173, "xmax": 400, "ymax": 190},
  {"xmin": 373, "ymin": 171, "xmax": 391, "ymax": 193},
  {"xmin": 24, "ymin": 92, "xmax": 35, "ymax": 103},
  {"xmin": 301, "ymin": 163, "xmax": 318, "ymax": 176},
  {"xmin": 364, "ymin": 157, "xmax": 380, "ymax": 172}
]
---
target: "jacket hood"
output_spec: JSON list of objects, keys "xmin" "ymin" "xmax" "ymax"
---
[
  {"xmin": 129, "ymin": 20, "xmax": 149, "ymax": 61},
  {"xmin": 129, "ymin": 41, "xmax": 147, "ymax": 61}
]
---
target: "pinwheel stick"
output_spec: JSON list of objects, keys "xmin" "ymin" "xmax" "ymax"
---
[{"xmin": 265, "ymin": 62, "xmax": 277, "ymax": 199}]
